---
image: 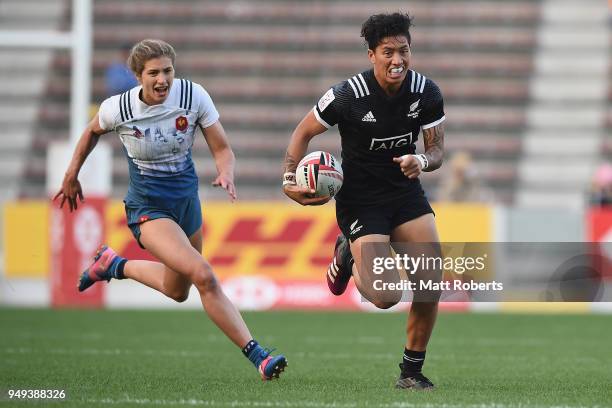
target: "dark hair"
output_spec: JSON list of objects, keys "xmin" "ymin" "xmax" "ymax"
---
[
  {"xmin": 360, "ymin": 13, "xmax": 413, "ymax": 50},
  {"xmin": 127, "ymin": 39, "xmax": 176, "ymax": 75}
]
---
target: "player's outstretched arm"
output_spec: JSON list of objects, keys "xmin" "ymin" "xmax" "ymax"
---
[
  {"xmin": 53, "ymin": 113, "xmax": 107, "ymax": 212},
  {"xmin": 393, "ymin": 122, "xmax": 445, "ymax": 179},
  {"xmin": 201, "ymin": 120, "xmax": 237, "ymax": 202},
  {"xmin": 283, "ymin": 110, "xmax": 330, "ymax": 206}
]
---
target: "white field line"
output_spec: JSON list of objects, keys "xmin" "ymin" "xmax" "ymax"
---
[
  {"xmin": 1, "ymin": 347, "xmax": 604, "ymax": 364},
  {"xmin": 302, "ymin": 336, "xmax": 555, "ymax": 347},
  {"xmin": 8, "ymin": 331, "xmax": 605, "ymax": 348},
  {"xmin": 0, "ymin": 347, "xmax": 395, "ymax": 361},
  {"xmin": 81, "ymin": 398, "xmax": 609, "ymax": 408}
]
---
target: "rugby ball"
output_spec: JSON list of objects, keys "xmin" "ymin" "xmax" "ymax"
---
[{"xmin": 296, "ymin": 151, "xmax": 343, "ymax": 198}]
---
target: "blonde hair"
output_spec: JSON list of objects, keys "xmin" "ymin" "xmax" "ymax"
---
[{"xmin": 127, "ymin": 39, "xmax": 176, "ymax": 75}]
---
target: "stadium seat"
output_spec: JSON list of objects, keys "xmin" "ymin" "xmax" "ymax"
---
[{"xmin": 20, "ymin": 0, "xmax": 548, "ymax": 204}]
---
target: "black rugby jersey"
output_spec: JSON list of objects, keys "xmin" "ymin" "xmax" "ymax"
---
[{"xmin": 314, "ymin": 68, "xmax": 445, "ymax": 206}]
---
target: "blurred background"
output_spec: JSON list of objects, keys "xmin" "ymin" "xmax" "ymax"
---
[{"xmin": 0, "ymin": 0, "xmax": 610, "ymax": 312}]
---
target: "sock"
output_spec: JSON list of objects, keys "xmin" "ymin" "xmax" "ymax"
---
[
  {"xmin": 402, "ymin": 349, "xmax": 426, "ymax": 374},
  {"xmin": 109, "ymin": 257, "xmax": 127, "ymax": 280},
  {"xmin": 242, "ymin": 339, "xmax": 268, "ymax": 368}
]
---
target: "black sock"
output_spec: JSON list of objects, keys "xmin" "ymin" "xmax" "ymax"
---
[
  {"xmin": 242, "ymin": 339, "xmax": 268, "ymax": 368},
  {"xmin": 402, "ymin": 349, "xmax": 426, "ymax": 374},
  {"xmin": 242, "ymin": 339, "xmax": 258, "ymax": 358}
]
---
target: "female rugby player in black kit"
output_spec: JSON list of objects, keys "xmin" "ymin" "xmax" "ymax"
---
[{"xmin": 283, "ymin": 13, "xmax": 445, "ymax": 390}]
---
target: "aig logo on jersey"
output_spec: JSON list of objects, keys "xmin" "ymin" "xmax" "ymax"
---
[
  {"xmin": 175, "ymin": 116, "xmax": 188, "ymax": 131},
  {"xmin": 406, "ymin": 99, "xmax": 421, "ymax": 119},
  {"xmin": 369, "ymin": 133, "xmax": 412, "ymax": 151}
]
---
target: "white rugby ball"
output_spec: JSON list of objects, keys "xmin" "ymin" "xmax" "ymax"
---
[{"xmin": 296, "ymin": 151, "xmax": 343, "ymax": 198}]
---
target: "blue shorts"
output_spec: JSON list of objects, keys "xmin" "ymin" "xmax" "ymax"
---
[{"xmin": 124, "ymin": 194, "xmax": 203, "ymax": 249}]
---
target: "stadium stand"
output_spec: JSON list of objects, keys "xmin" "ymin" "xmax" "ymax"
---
[
  {"xmin": 0, "ymin": 0, "xmax": 65, "ymax": 201},
  {"xmin": 517, "ymin": 0, "xmax": 610, "ymax": 209},
  {"xmin": 607, "ymin": 9, "xmax": 612, "ymax": 167},
  {"xmin": 18, "ymin": 0, "xmax": 546, "ymax": 203}
]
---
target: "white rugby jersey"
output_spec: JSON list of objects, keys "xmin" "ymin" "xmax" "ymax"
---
[{"xmin": 98, "ymin": 78, "xmax": 219, "ymax": 177}]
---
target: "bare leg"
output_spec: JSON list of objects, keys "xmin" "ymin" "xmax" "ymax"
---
[
  {"xmin": 405, "ymin": 302, "xmax": 439, "ymax": 351},
  {"xmin": 122, "ymin": 227, "xmax": 200, "ymax": 302},
  {"xmin": 137, "ymin": 218, "xmax": 252, "ymax": 348},
  {"xmin": 391, "ymin": 213, "xmax": 441, "ymax": 351},
  {"xmin": 123, "ymin": 261, "xmax": 191, "ymax": 302},
  {"xmin": 348, "ymin": 234, "xmax": 403, "ymax": 309}
]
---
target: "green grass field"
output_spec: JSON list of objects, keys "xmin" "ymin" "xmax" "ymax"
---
[{"xmin": 0, "ymin": 308, "xmax": 610, "ymax": 407}]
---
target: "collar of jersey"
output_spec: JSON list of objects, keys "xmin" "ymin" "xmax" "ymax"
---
[
  {"xmin": 367, "ymin": 68, "xmax": 411, "ymax": 102},
  {"xmin": 132, "ymin": 83, "xmax": 177, "ymax": 115}
]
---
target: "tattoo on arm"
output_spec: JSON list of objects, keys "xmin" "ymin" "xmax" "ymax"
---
[
  {"xmin": 284, "ymin": 150, "xmax": 298, "ymax": 173},
  {"xmin": 422, "ymin": 124, "xmax": 445, "ymax": 171}
]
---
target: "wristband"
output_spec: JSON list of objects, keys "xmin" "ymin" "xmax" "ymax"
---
[
  {"xmin": 283, "ymin": 172, "xmax": 296, "ymax": 186},
  {"xmin": 413, "ymin": 154, "xmax": 428, "ymax": 170}
]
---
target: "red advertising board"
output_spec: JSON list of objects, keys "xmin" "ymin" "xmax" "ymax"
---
[
  {"xmin": 50, "ymin": 197, "xmax": 106, "ymax": 308},
  {"xmin": 586, "ymin": 207, "xmax": 612, "ymax": 279}
]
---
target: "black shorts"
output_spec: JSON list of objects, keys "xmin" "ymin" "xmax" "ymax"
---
[{"xmin": 335, "ymin": 190, "xmax": 434, "ymax": 242}]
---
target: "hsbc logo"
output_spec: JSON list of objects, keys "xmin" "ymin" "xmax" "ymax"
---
[
  {"xmin": 222, "ymin": 276, "xmax": 280, "ymax": 310},
  {"xmin": 369, "ymin": 133, "xmax": 412, "ymax": 151}
]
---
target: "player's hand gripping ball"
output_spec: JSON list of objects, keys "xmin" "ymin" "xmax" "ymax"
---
[{"xmin": 296, "ymin": 151, "xmax": 343, "ymax": 198}]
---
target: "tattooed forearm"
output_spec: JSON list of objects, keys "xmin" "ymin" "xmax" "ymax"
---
[
  {"xmin": 284, "ymin": 109, "xmax": 329, "ymax": 175},
  {"xmin": 284, "ymin": 150, "xmax": 299, "ymax": 173},
  {"xmin": 422, "ymin": 123, "xmax": 445, "ymax": 172}
]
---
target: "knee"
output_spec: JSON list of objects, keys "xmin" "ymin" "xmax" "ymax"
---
[
  {"xmin": 371, "ymin": 298, "xmax": 400, "ymax": 310},
  {"xmin": 190, "ymin": 262, "xmax": 219, "ymax": 294},
  {"xmin": 354, "ymin": 281, "xmax": 401, "ymax": 310},
  {"xmin": 362, "ymin": 287, "xmax": 401, "ymax": 309},
  {"xmin": 167, "ymin": 290, "xmax": 189, "ymax": 303}
]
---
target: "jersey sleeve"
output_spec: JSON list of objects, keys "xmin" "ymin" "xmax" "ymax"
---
[
  {"xmin": 98, "ymin": 95, "xmax": 121, "ymax": 131},
  {"xmin": 194, "ymin": 83, "xmax": 220, "ymax": 128},
  {"xmin": 313, "ymin": 82, "xmax": 350, "ymax": 129},
  {"xmin": 419, "ymin": 79, "xmax": 445, "ymax": 129}
]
